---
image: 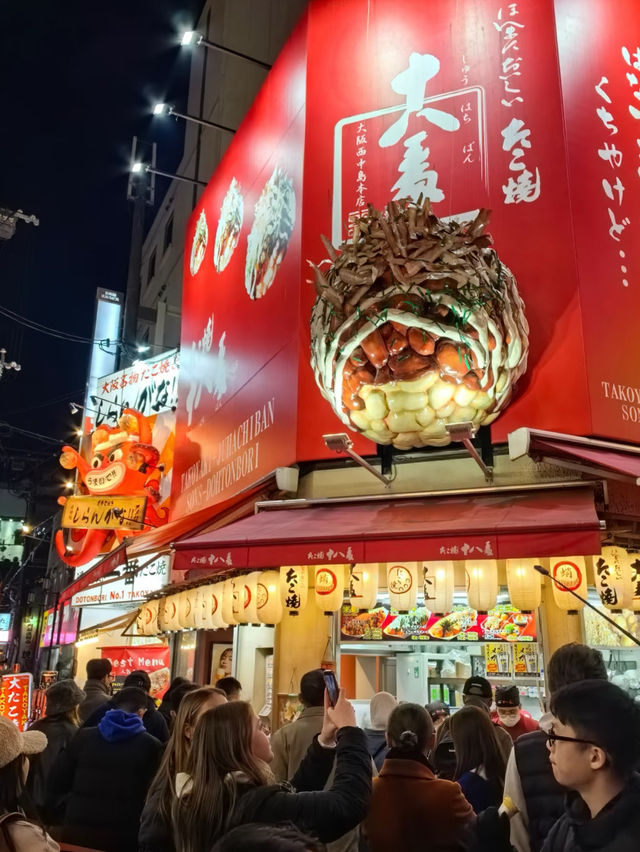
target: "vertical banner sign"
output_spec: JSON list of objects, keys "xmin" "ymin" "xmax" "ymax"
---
[
  {"xmin": 0, "ymin": 672, "xmax": 32, "ymax": 731},
  {"xmin": 556, "ymin": 0, "xmax": 640, "ymax": 441}
]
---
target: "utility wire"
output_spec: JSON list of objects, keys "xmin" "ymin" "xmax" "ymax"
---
[
  {"xmin": 1, "ymin": 387, "xmax": 84, "ymax": 418},
  {"xmin": 0, "ymin": 422, "xmax": 64, "ymax": 446}
]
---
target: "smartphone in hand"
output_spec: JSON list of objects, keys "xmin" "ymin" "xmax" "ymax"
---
[{"xmin": 323, "ymin": 669, "xmax": 339, "ymax": 707}]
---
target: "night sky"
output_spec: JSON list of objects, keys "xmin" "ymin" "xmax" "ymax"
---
[{"xmin": 0, "ymin": 0, "xmax": 203, "ymax": 508}]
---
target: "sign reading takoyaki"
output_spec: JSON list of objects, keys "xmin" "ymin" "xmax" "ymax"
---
[
  {"xmin": 309, "ymin": 198, "xmax": 529, "ymax": 449},
  {"xmin": 190, "ymin": 210, "xmax": 208, "ymax": 276},
  {"xmin": 245, "ymin": 166, "xmax": 296, "ymax": 300},
  {"xmin": 214, "ymin": 178, "xmax": 244, "ymax": 272}
]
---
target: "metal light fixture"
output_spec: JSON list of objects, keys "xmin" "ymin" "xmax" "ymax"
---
[
  {"xmin": 152, "ymin": 102, "xmax": 236, "ymax": 135},
  {"xmin": 444, "ymin": 422, "xmax": 493, "ymax": 481},
  {"xmin": 129, "ymin": 160, "xmax": 207, "ymax": 188},
  {"xmin": 180, "ymin": 30, "xmax": 272, "ymax": 70},
  {"xmin": 0, "ymin": 348, "xmax": 21, "ymax": 380},
  {"xmin": 322, "ymin": 433, "xmax": 392, "ymax": 487}
]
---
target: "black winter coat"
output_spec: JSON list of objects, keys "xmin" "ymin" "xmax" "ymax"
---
[
  {"xmin": 25, "ymin": 715, "xmax": 79, "ymax": 815},
  {"xmin": 139, "ymin": 783, "xmax": 174, "ymax": 852},
  {"xmin": 541, "ymin": 773, "xmax": 640, "ymax": 852},
  {"xmin": 48, "ymin": 724, "xmax": 162, "ymax": 852},
  {"xmin": 514, "ymin": 730, "xmax": 566, "ymax": 851},
  {"xmin": 82, "ymin": 694, "xmax": 169, "ymax": 742},
  {"xmin": 364, "ymin": 728, "xmax": 389, "ymax": 772}
]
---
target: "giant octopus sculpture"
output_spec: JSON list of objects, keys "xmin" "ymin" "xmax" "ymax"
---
[
  {"xmin": 309, "ymin": 198, "xmax": 529, "ymax": 450},
  {"xmin": 55, "ymin": 409, "xmax": 168, "ymax": 567}
]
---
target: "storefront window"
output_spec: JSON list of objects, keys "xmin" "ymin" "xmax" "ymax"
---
[{"xmin": 173, "ymin": 632, "xmax": 197, "ymax": 681}]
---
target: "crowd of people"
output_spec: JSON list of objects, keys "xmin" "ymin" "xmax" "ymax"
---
[{"xmin": 1, "ymin": 643, "xmax": 639, "ymax": 851}]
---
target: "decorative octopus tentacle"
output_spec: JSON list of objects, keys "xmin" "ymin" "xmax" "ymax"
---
[{"xmin": 55, "ymin": 528, "xmax": 110, "ymax": 568}]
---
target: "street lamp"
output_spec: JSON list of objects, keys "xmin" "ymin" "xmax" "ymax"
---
[
  {"xmin": 152, "ymin": 102, "xmax": 236, "ymax": 135},
  {"xmin": 0, "ymin": 348, "xmax": 21, "ymax": 380},
  {"xmin": 179, "ymin": 30, "xmax": 272, "ymax": 71}
]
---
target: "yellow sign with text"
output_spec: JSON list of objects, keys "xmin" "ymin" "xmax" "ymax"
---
[{"xmin": 61, "ymin": 495, "xmax": 147, "ymax": 531}]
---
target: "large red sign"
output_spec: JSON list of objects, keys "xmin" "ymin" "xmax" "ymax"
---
[
  {"xmin": 174, "ymin": 0, "xmax": 640, "ymax": 521},
  {"xmin": 0, "ymin": 672, "xmax": 32, "ymax": 731}
]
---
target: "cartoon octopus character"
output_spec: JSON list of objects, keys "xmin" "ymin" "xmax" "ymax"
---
[{"xmin": 55, "ymin": 409, "xmax": 168, "ymax": 567}]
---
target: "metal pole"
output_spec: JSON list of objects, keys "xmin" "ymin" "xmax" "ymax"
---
[
  {"xmin": 198, "ymin": 36, "xmax": 272, "ymax": 71},
  {"xmin": 192, "ymin": 8, "xmax": 210, "ymax": 210},
  {"xmin": 121, "ymin": 192, "xmax": 146, "ymax": 369},
  {"xmin": 145, "ymin": 166, "xmax": 207, "ymax": 187},
  {"xmin": 170, "ymin": 108, "xmax": 236, "ymax": 136}
]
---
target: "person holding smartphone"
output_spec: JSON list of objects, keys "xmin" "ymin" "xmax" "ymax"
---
[{"xmin": 171, "ymin": 681, "xmax": 372, "ymax": 850}]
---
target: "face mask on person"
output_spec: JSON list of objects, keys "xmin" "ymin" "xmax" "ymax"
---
[{"xmin": 498, "ymin": 708, "xmax": 521, "ymax": 728}]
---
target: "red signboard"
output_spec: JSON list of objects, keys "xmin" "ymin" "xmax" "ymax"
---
[
  {"xmin": 100, "ymin": 645, "xmax": 170, "ymax": 698},
  {"xmin": 0, "ymin": 672, "xmax": 32, "ymax": 731},
  {"xmin": 174, "ymin": 0, "xmax": 640, "ymax": 522}
]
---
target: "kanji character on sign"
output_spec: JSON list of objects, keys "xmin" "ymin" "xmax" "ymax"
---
[{"xmin": 503, "ymin": 169, "xmax": 541, "ymax": 204}]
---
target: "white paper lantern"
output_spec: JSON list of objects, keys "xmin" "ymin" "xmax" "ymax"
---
[
  {"xmin": 594, "ymin": 547, "xmax": 634, "ymax": 611},
  {"xmin": 349, "ymin": 563, "xmax": 380, "ymax": 611},
  {"xmin": 466, "ymin": 560, "xmax": 498, "ymax": 612},
  {"xmin": 178, "ymin": 589, "xmax": 198, "ymax": 629},
  {"xmin": 387, "ymin": 562, "xmax": 419, "ymax": 612},
  {"xmin": 506, "ymin": 559, "xmax": 542, "ymax": 612},
  {"xmin": 137, "ymin": 599, "xmax": 159, "ymax": 636},
  {"xmin": 232, "ymin": 573, "xmax": 260, "ymax": 624},
  {"xmin": 314, "ymin": 564, "xmax": 346, "ymax": 613},
  {"xmin": 257, "ymin": 570, "xmax": 283, "ymax": 624},
  {"xmin": 232, "ymin": 576, "xmax": 249, "ymax": 624},
  {"xmin": 200, "ymin": 583, "xmax": 228, "ymax": 630},
  {"xmin": 158, "ymin": 593, "xmax": 181, "ymax": 631},
  {"xmin": 550, "ymin": 556, "xmax": 587, "ymax": 611},
  {"xmin": 280, "ymin": 565, "xmax": 308, "ymax": 617},
  {"xmin": 222, "ymin": 579, "xmax": 237, "ymax": 626},
  {"xmin": 630, "ymin": 554, "xmax": 640, "ymax": 612},
  {"xmin": 423, "ymin": 561, "xmax": 454, "ymax": 614}
]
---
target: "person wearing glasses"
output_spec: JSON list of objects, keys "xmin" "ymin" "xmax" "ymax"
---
[
  {"xmin": 542, "ymin": 679, "xmax": 640, "ymax": 852},
  {"xmin": 504, "ymin": 643, "xmax": 608, "ymax": 852}
]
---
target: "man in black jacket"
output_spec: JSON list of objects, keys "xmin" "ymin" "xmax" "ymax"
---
[
  {"xmin": 78, "ymin": 657, "xmax": 113, "ymax": 723},
  {"xmin": 542, "ymin": 680, "xmax": 640, "ymax": 851},
  {"xmin": 81, "ymin": 669, "xmax": 169, "ymax": 742},
  {"xmin": 504, "ymin": 643, "xmax": 608, "ymax": 852},
  {"xmin": 49, "ymin": 686, "xmax": 162, "ymax": 852}
]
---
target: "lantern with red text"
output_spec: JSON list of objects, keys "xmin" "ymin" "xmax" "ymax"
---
[
  {"xmin": 199, "ymin": 583, "xmax": 228, "ymax": 630},
  {"xmin": 506, "ymin": 559, "xmax": 542, "ymax": 612},
  {"xmin": 280, "ymin": 565, "xmax": 308, "ymax": 617},
  {"xmin": 137, "ymin": 599, "xmax": 159, "ymax": 636},
  {"xmin": 349, "ymin": 563, "xmax": 379, "ymax": 611},
  {"xmin": 594, "ymin": 547, "xmax": 634, "ymax": 611},
  {"xmin": 466, "ymin": 560, "xmax": 498, "ymax": 612},
  {"xmin": 423, "ymin": 561, "xmax": 454, "ymax": 614},
  {"xmin": 233, "ymin": 574, "xmax": 259, "ymax": 624},
  {"xmin": 387, "ymin": 562, "xmax": 419, "ymax": 612},
  {"xmin": 158, "ymin": 594, "xmax": 181, "ymax": 631},
  {"xmin": 550, "ymin": 557, "xmax": 587, "ymax": 611},
  {"xmin": 314, "ymin": 564, "xmax": 346, "ymax": 613},
  {"xmin": 178, "ymin": 589, "xmax": 198, "ymax": 629},
  {"xmin": 222, "ymin": 579, "xmax": 237, "ymax": 626},
  {"xmin": 257, "ymin": 570, "xmax": 283, "ymax": 625}
]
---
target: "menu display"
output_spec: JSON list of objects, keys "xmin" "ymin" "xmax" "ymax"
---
[{"xmin": 341, "ymin": 603, "xmax": 536, "ymax": 643}]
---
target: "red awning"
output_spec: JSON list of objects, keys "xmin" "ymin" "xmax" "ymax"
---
[
  {"xmin": 173, "ymin": 486, "xmax": 601, "ymax": 571},
  {"xmin": 58, "ymin": 544, "xmax": 128, "ymax": 605},
  {"xmin": 509, "ymin": 428, "xmax": 640, "ymax": 484}
]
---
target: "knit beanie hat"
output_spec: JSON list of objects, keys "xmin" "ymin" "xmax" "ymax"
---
[
  {"xmin": 370, "ymin": 691, "xmax": 398, "ymax": 730},
  {"xmin": 0, "ymin": 716, "xmax": 47, "ymax": 769},
  {"xmin": 46, "ymin": 679, "xmax": 85, "ymax": 716}
]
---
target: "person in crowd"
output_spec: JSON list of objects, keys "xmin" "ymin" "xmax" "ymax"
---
[
  {"xmin": 171, "ymin": 688, "xmax": 371, "ymax": 850},
  {"xmin": 426, "ymin": 700, "xmax": 450, "ymax": 732},
  {"xmin": 26, "ymin": 679, "xmax": 84, "ymax": 817},
  {"xmin": 81, "ymin": 669, "xmax": 170, "ymax": 742},
  {"xmin": 364, "ymin": 692, "xmax": 397, "ymax": 772},
  {"xmin": 364, "ymin": 702, "xmax": 475, "ymax": 851},
  {"xmin": 504, "ymin": 643, "xmax": 608, "ymax": 852},
  {"xmin": 432, "ymin": 716, "xmax": 457, "ymax": 780},
  {"xmin": 78, "ymin": 657, "xmax": 113, "ymax": 723},
  {"xmin": 48, "ymin": 686, "xmax": 162, "ymax": 852},
  {"xmin": 140, "ymin": 686, "xmax": 228, "ymax": 852},
  {"xmin": 463, "ymin": 695, "xmax": 513, "ymax": 761},
  {"xmin": 462, "ymin": 676, "xmax": 513, "ymax": 759},
  {"xmin": 495, "ymin": 685, "xmax": 539, "ymax": 742},
  {"xmin": 0, "ymin": 715, "xmax": 59, "ymax": 851},
  {"xmin": 450, "ymin": 705, "xmax": 506, "ymax": 813},
  {"xmin": 158, "ymin": 677, "xmax": 192, "ymax": 728},
  {"xmin": 542, "ymin": 680, "xmax": 640, "ymax": 852},
  {"xmin": 270, "ymin": 668, "xmax": 363, "ymax": 852},
  {"xmin": 216, "ymin": 675, "xmax": 242, "ymax": 700},
  {"xmin": 210, "ymin": 823, "xmax": 325, "ymax": 851}
]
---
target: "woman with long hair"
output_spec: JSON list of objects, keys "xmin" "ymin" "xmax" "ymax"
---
[
  {"xmin": 450, "ymin": 704, "xmax": 507, "ymax": 813},
  {"xmin": 171, "ymin": 689, "xmax": 371, "ymax": 851},
  {"xmin": 363, "ymin": 703, "xmax": 474, "ymax": 852},
  {"xmin": 139, "ymin": 687, "xmax": 227, "ymax": 852},
  {"xmin": 0, "ymin": 716, "xmax": 59, "ymax": 851},
  {"xmin": 26, "ymin": 680, "xmax": 85, "ymax": 820}
]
